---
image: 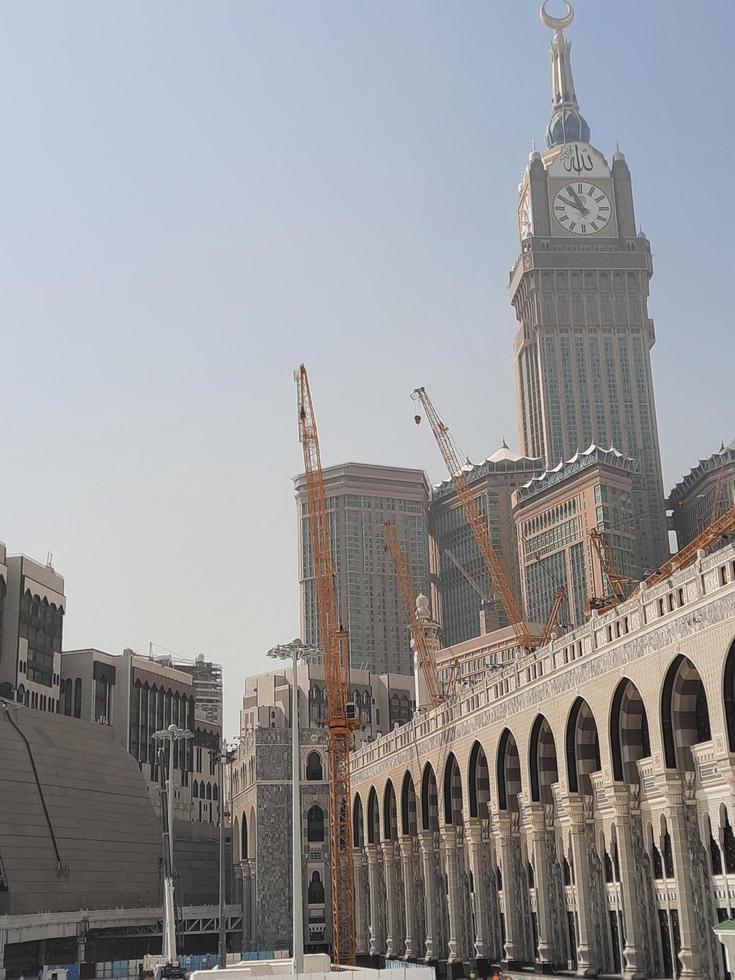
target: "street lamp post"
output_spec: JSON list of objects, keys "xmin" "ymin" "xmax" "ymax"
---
[
  {"xmin": 152, "ymin": 724, "xmax": 193, "ymax": 967},
  {"xmin": 267, "ymin": 639, "xmax": 322, "ymax": 976},
  {"xmin": 210, "ymin": 739, "xmax": 237, "ymax": 969}
]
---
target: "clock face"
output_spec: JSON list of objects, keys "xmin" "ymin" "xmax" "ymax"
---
[
  {"xmin": 552, "ymin": 182, "xmax": 612, "ymax": 235},
  {"xmin": 519, "ymin": 193, "xmax": 532, "ymax": 238}
]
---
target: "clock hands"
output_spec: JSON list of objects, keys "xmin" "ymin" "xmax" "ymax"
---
[
  {"xmin": 557, "ymin": 193, "xmax": 590, "ymax": 217},
  {"xmin": 565, "ymin": 186, "xmax": 591, "ymax": 216}
]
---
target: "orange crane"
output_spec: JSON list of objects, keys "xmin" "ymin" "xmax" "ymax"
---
[
  {"xmin": 585, "ymin": 528, "xmax": 630, "ymax": 614},
  {"xmin": 295, "ymin": 365, "xmax": 358, "ymax": 966},
  {"xmin": 540, "ymin": 586, "xmax": 566, "ymax": 647},
  {"xmin": 412, "ymin": 386, "xmax": 535, "ymax": 650},
  {"xmin": 635, "ymin": 503, "xmax": 735, "ymax": 595},
  {"xmin": 383, "ymin": 522, "xmax": 444, "ymax": 708}
]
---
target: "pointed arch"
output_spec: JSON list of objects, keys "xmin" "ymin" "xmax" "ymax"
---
[
  {"xmin": 353, "ymin": 793, "xmax": 364, "ymax": 848},
  {"xmin": 443, "ymin": 752, "xmax": 463, "ymax": 825},
  {"xmin": 367, "ymin": 787, "xmax": 380, "ymax": 845},
  {"xmin": 233, "ymin": 817, "xmax": 240, "ymax": 862},
  {"xmin": 529, "ymin": 714, "xmax": 559, "ymax": 804},
  {"xmin": 496, "ymin": 728, "xmax": 522, "ymax": 812},
  {"xmin": 724, "ymin": 640, "xmax": 735, "ymax": 752},
  {"xmin": 383, "ymin": 779, "xmax": 398, "ymax": 840},
  {"xmin": 306, "ymin": 751, "xmax": 323, "ymax": 781},
  {"xmin": 307, "ymin": 804, "xmax": 325, "ymax": 842},
  {"xmin": 420, "ymin": 762, "xmax": 439, "ymax": 832},
  {"xmin": 566, "ymin": 697, "xmax": 601, "ymax": 795},
  {"xmin": 610, "ymin": 678, "xmax": 650, "ymax": 783},
  {"xmin": 468, "ymin": 741, "xmax": 490, "ymax": 819},
  {"xmin": 401, "ymin": 772, "xmax": 417, "ymax": 836},
  {"xmin": 661, "ymin": 654, "xmax": 711, "ymax": 770}
]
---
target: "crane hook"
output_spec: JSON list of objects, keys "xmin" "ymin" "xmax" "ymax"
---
[{"xmin": 414, "ymin": 415, "xmax": 422, "ymax": 426}]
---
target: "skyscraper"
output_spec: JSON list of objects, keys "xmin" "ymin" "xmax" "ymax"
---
[
  {"xmin": 511, "ymin": 3, "xmax": 669, "ymax": 578},
  {"xmin": 294, "ymin": 462, "xmax": 430, "ymax": 676}
]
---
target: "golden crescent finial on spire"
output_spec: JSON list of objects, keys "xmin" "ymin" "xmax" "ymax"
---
[{"xmin": 540, "ymin": 0, "xmax": 574, "ymax": 33}]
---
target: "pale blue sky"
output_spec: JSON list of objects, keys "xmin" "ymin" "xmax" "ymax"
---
[{"xmin": 2, "ymin": 1, "xmax": 733, "ymax": 734}]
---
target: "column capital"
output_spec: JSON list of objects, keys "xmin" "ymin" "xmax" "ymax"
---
[
  {"xmin": 381, "ymin": 839, "xmax": 396, "ymax": 860},
  {"xmin": 398, "ymin": 834, "xmax": 415, "ymax": 858},
  {"xmin": 440, "ymin": 824, "xmax": 459, "ymax": 847},
  {"xmin": 465, "ymin": 817, "xmax": 484, "ymax": 844}
]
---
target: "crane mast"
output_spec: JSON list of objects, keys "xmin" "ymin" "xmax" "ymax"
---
[
  {"xmin": 383, "ymin": 522, "xmax": 444, "ymax": 708},
  {"xmin": 296, "ymin": 365, "xmax": 357, "ymax": 966},
  {"xmin": 412, "ymin": 386, "xmax": 535, "ymax": 650}
]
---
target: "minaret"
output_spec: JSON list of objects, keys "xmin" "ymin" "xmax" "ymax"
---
[
  {"xmin": 413, "ymin": 592, "xmax": 441, "ymax": 711},
  {"xmin": 510, "ymin": 2, "xmax": 670, "ymax": 578}
]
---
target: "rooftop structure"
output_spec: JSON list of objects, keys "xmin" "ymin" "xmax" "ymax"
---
[{"xmin": 669, "ymin": 439, "xmax": 735, "ymax": 549}]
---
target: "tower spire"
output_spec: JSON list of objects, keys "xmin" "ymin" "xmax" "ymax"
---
[{"xmin": 540, "ymin": 1, "xmax": 590, "ymax": 147}]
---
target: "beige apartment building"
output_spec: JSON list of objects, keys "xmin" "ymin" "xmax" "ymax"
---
[
  {"xmin": 295, "ymin": 462, "xmax": 431, "ymax": 676},
  {"xmin": 512, "ymin": 445, "xmax": 636, "ymax": 627},
  {"xmin": 0, "ymin": 548, "xmax": 65, "ymax": 713}
]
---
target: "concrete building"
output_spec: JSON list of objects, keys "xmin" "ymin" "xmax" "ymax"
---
[
  {"xmin": 0, "ymin": 700, "xmax": 239, "ymax": 980},
  {"xmin": 295, "ymin": 463, "xmax": 431, "ymax": 676},
  {"xmin": 429, "ymin": 443, "xmax": 542, "ymax": 646},
  {"xmin": 232, "ymin": 660, "xmax": 415, "ymax": 955},
  {"xmin": 172, "ymin": 654, "xmax": 224, "ymax": 729},
  {"xmin": 510, "ymin": 5, "xmax": 669, "ymax": 579},
  {"xmin": 512, "ymin": 445, "xmax": 637, "ymax": 627},
  {"xmin": 60, "ymin": 648, "xmax": 221, "ymax": 824},
  {"xmin": 669, "ymin": 439, "xmax": 735, "ymax": 550},
  {"xmin": 0, "ymin": 551, "xmax": 65, "ymax": 713},
  {"xmin": 350, "ymin": 534, "xmax": 735, "ymax": 978}
]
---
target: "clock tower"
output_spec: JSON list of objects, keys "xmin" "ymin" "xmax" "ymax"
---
[{"xmin": 511, "ymin": 0, "xmax": 669, "ymax": 577}]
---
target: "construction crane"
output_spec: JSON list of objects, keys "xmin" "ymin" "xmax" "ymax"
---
[
  {"xmin": 636, "ymin": 503, "xmax": 735, "ymax": 595},
  {"xmin": 295, "ymin": 365, "xmax": 358, "ymax": 966},
  {"xmin": 412, "ymin": 386, "xmax": 535, "ymax": 650},
  {"xmin": 383, "ymin": 522, "xmax": 443, "ymax": 708},
  {"xmin": 585, "ymin": 528, "xmax": 631, "ymax": 615},
  {"xmin": 540, "ymin": 586, "xmax": 566, "ymax": 646},
  {"xmin": 444, "ymin": 548, "xmax": 492, "ymax": 603}
]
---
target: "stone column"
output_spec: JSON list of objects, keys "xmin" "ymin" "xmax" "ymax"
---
[
  {"xmin": 441, "ymin": 825, "xmax": 465, "ymax": 964},
  {"xmin": 399, "ymin": 836, "xmax": 417, "ymax": 959},
  {"xmin": 419, "ymin": 830, "xmax": 440, "ymax": 963},
  {"xmin": 0, "ymin": 927, "xmax": 7, "ymax": 980},
  {"xmin": 367, "ymin": 844, "xmax": 384, "ymax": 957},
  {"xmin": 567, "ymin": 801, "xmax": 597, "ymax": 976},
  {"xmin": 493, "ymin": 811, "xmax": 523, "ymax": 966},
  {"xmin": 607, "ymin": 786, "xmax": 646, "ymax": 980},
  {"xmin": 241, "ymin": 860, "xmax": 253, "ymax": 951},
  {"xmin": 465, "ymin": 819, "xmax": 491, "ymax": 962},
  {"xmin": 383, "ymin": 840, "xmax": 399, "ymax": 957},
  {"xmin": 662, "ymin": 791, "xmax": 702, "ymax": 980},
  {"xmin": 524, "ymin": 801, "xmax": 554, "ymax": 968},
  {"xmin": 354, "ymin": 848, "xmax": 369, "ymax": 956}
]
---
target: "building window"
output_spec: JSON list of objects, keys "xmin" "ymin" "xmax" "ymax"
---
[
  {"xmin": 307, "ymin": 805, "xmax": 324, "ymax": 842},
  {"xmin": 308, "ymin": 871, "xmax": 325, "ymax": 905},
  {"xmin": 306, "ymin": 752, "xmax": 323, "ymax": 781},
  {"xmin": 73, "ymin": 678, "xmax": 82, "ymax": 719}
]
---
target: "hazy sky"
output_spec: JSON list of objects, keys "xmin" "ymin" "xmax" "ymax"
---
[{"xmin": 2, "ymin": 1, "xmax": 733, "ymax": 735}]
